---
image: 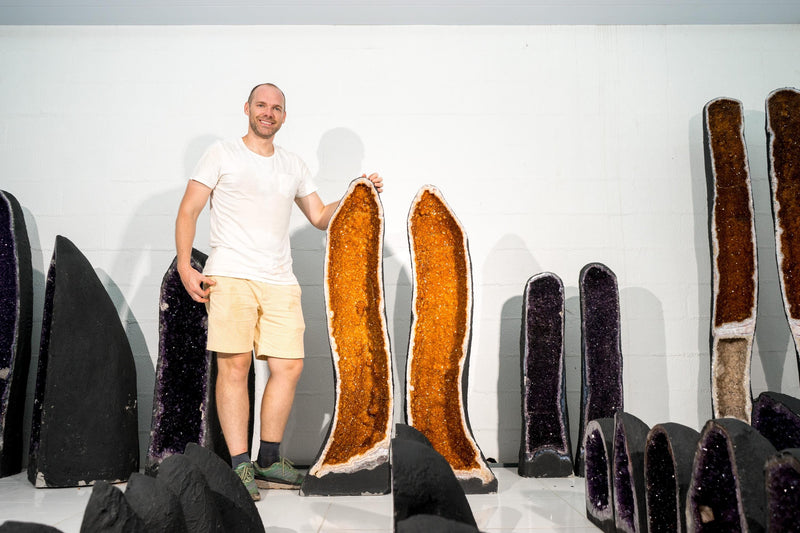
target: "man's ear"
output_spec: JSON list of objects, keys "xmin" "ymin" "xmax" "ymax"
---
[{"xmin": 244, "ymin": 101, "xmax": 250, "ymax": 115}]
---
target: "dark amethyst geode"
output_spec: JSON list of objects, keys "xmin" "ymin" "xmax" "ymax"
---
[
  {"xmin": 751, "ymin": 391, "xmax": 800, "ymax": 451},
  {"xmin": 612, "ymin": 412, "xmax": 650, "ymax": 533},
  {"xmin": 686, "ymin": 418, "xmax": 775, "ymax": 532},
  {"xmin": 0, "ymin": 190, "xmax": 32, "ymax": 478},
  {"xmin": 575, "ymin": 263, "xmax": 623, "ymax": 476},
  {"xmin": 518, "ymin": 272, "xmax": 572, "ymax": 477},
  {"xmin": 765, "ymin": 448, "xmax": 800, "ymax": 533},
  {"xmin": 644, "ymin": 422, "xmax": 700, "ymax": 533},
  {"xmin": 146, "ymin": 249, "xmax": 233, "ymax": 475},
  {"xmin": 28, "ymin": 235, "xmax": 138, "ymax": 487},
  {"xmin": 583, "ymin": 417, "xmax": 616, "ymax": 533}
]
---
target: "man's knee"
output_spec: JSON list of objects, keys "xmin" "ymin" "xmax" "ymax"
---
[
  {"xmin": 268, "ymin": 357, "xmax": 304, "ymax": 383},
  {"xmin": 217, "ymin": 352, "xmax": 252, "ymax": 382}
]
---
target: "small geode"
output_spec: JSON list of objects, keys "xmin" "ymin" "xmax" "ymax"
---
[
  {"xmin": 765, "ymin": 448, "xmax": 800, "ymax": 533},
  {"xmin": 302, "ymin": 178, "xmax": 393, "ymax": 496},
  {"xmin": 751, "ymin": 391, "xmax": 800, "ymax": 451},
  {"xmin": 612, "ymin": 412, "xmax": 649, "ymax": 533},
  {"xmin": 704, "ymin": 97, "xmax": 758, "ymax": 422},
  {"xmin": 406, "ymin": 185, "xmax": 496, "ymax": 494},
  {"xmin": 583, "ymin": 417, "xmax": 616, "ymax": 533},
  {"xmin": 686, "ymin": 417, "xmax": 775, "ymax": 532},
  {"xmin": 0, "ymin": 190, "xmax": 32, "ymax": 478},
  {"xmin": 575, "ymin": 263, "xmax": 623, "ymax": 476},
  {"xmin": 518, "ymin": 272, "xmax": 572, "ymax": 477}
]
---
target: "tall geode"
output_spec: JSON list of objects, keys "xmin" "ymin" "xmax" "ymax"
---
[
  {"xmin": 766, "ymin": 87, "xmax": 800, "ymax": 368},
  {"xmin": 302, "ymin": 178, "xmax": 393, "ymax": 496},
  {"xmin": 146, "ymin": 248, "xmax": 231, "ymax": 475},
  {"xmin": 704, "ymin": 97, "xmax": 758, "ymax": 422},
  {"xmin": 575, "ymin": 263, "xmax": 623, "ymax": 476},
  {"xmin": 643, "ymin": 422, "xmax": 700, "ymax": 533},
  {"xmin": 686, "ymin": 418, "xmax": 775, "ymax": 532},
  {"xmin": 0, "ymin": 190, "xmax": 33, "ymax": 478},
  {"xmin": 406, "ymin": 185, "xmax": 497, "ymax": 494},
  {"xmin": 518, "ymin": 272, "xmax": 572, "ymax": 477},
  {"xmin": 28, "ymin": 235, "xmax": 139, "ymax": 487}
]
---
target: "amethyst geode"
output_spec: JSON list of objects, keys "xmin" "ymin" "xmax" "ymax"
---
[
  {"xmin": 146, "ymin": 249, "xmax": 234, "ymax": 474},
  {"xmin": 765, "ymin": 448, "xmax": 800, "ymax": 533},
  {"xmin": 644, "ymin": 422, "xmax": 700, "ymax": 533},
  {"xmin": 612, "ymin": 412, "xmax": 650, "ymax": 533},
  {"xmin": 575, "ymin": 263, "xmax": 623, "ymax": 476},
  {"xmin": 583, "ymin": 417, "xmax": 616, "ymax": 533},
  {"xmin": 28, "ymin": 236, "xmax": 138, "ymax": 487},
  {"xmin": 0, "ymin": 190, "xmax": 32, "ymax": 478},
  {"xmin": 751, "ymin": 391, "xmax": 800, "ymax": 451},
  {"xmin": 686, "ymin": 418, "xmax": 775, "ymax": 532},
  {"xmin": 518, "ymin": 272, "xmax": 572, "ymax": 477}
]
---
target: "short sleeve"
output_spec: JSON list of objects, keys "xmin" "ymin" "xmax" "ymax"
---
[
  {"xmin": 189, "ymin": 141, "xmax": 223, "ymax": 189},
  {"xmin": 295, "ymin": 157, "xmax": 318, "ymax": 198}
]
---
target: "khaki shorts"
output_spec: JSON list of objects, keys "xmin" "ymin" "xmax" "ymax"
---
[{"xmin": 205, "ymin": 276, "xmax": 305, "ymax": 359}]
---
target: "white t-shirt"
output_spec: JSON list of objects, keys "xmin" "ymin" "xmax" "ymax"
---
[{"xmin": 190, "ymin": 138, "xmax": 318, "ymax": 284}]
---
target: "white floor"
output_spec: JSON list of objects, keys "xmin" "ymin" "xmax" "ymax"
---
[{"xmin": 0, "ymin": 467, "xmax": 599, "ymax": 532}]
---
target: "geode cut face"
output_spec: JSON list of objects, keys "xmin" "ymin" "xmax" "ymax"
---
[
  {"xmin": 406, "ymin": 185, "xmax": 496, "ymax": 493},
  {"xmin": 765, "ymin": 449, "xmax": 800, "ymax": 533},
  {"xmin": 612, "ymin": 412, "xmax": 650, "ymax": 533},
  {"xmin": 583, "ymin": 417, "xmax": 615, "ymax": 533},
  {"xmin": 28, "ymin": 235, "xmax": 139, "ymax": 488},
  {"xmin": 751, "ymin": 391, "xmax": 800, "ymax": 451},
  {"xmin": 302, "ymin": 178, "xmax": 393, "ymax": 495}
]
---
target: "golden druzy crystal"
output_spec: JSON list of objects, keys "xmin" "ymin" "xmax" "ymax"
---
[
  {"xmin": 309, "ymin": 178, "xmax": 392, "ymax": 476},
  {"xmin": 407, "ymin": 186, "xmax": 494, "ymax": 489}
]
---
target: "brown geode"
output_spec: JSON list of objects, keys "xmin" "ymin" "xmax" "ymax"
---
[{"xmin": 406, "ymin": 185, "xmax": 496, "ymax": 493}]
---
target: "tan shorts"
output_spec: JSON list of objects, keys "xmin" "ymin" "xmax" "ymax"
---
[{"xmin": 205, "ymin": 276, "xmax": 305, "ymax": 359}]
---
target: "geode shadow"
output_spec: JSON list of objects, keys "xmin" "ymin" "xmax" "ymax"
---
[
  {"xmin": 0, "ymin": 190, "xmax": 33, "ymax": 478},
  {"xmin": 28, "ymin": 235, "xmax": 138, "ymax": 488}
]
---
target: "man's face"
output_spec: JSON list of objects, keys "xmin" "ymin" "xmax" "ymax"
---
[{"xmin": 245, "ymin": 85, "xmax": 286, "ymax": 140}]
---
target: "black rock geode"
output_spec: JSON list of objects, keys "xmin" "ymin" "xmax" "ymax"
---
[
  {"xmin": 146, "ymin": 249, "xmax": 231, "ymax": 475},
  {"xmin": 644, "ymin": 422, "xmax": 700, "ymax": 533},
  {"xmin": 518, "ymin": 272, "xmax": 572, "ymax": 477},
  {"xmin": 583, "ymin": 417, "xmax": 616, "ymax": 533},
  {"xmin": 751, "ymin": 391, "xmax": 800, "ymax": 451},
  {"xmin": 686, "ymin": 417, "xmax": 776, "ymax": 532},
  {"xmin": 123, "ymin": 473, "xmax": 187, "ymax": 533},
  {"xmin": 28, "ymin": 235, "xmax": 138, "ymax": 488},
  {"xmin": 765, "ymin": 448, "xmax": 800, "ymax": 533},
  {"xmin": 79, "ymin": 481, "xmax": 147, "ymax": 533},
  {"xmin": 704, "ymin": 97, "xmax": 758, "ymax": 422},
  {"xmin": 0, "ymin": 190, "xmax": 33, "ymax": 478},
  {"xmin": 612, "ymin": 412, "xmax": 650, "ymax": 533},
  {"xmin": 575, "ymin": 263, "xmax": 623, "ymax": 476}
]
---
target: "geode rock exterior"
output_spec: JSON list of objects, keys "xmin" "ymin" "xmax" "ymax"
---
[
  {"xmin": 751, "ymin": 391, "xmax": 800, "ymax": 451},
  {"xmin": 575, "ymin": 263, "xmax": 623, "ymax": 476},
  {"xmin": 583, "ymin": 417, "xmax": 616, "ymax": 533},
  {"xmin": 79, "ymin": 481, "xmax": 147, "ymax": 533},
  {"xmin": 392, "ymin": 424, "xmax": 478, "ymax": 530},
  {"xmin": 765, "ymin": 448, "xmax": 800, "ymax": 533},
  {"xmin": 612, "ymin": 412, "xmax": 650, "ymax": 533},
  {"xmin": 146, "ymin": 248, "xmax": 231, "ymax": 475},
  {"xmin": 0, "ymin": 190, "xmax": 32, "ymax": 478},
  {"xmin": 156, "ymin": 453, "xmax": 223, "ymax": 533},
  {"xmin": 123, "ymin": 473, "xmax": 187, "ymax": 533},
  {"xmin": 406, "ymin": 185, "xmax": 497, "ymax": 494},
  {"xmin": 302, "ymin": 178, "xmax": 393, "ymax": 496},
  {"xmin": 686, "ymin": 417, "xmax": 776, "ymax": 532},
  {"xmin": 704, "ymin": 97, "xmax": 758, "ymax": 422},
  {"xmin": 766, "ymin": 87, "xmax": 800, "ymax": 365},
  {"xmin": 28, "ymin": 235, "xmax": 138, "ymax": 488},
  {"xmin": 644, "ymin": 422, "xmax": 700, "ymax": 533},
  {"xmin": 518, "ymin": 272, "xmax": 572, "ymax": 477}
]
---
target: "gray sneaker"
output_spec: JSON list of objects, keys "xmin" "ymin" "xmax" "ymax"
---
[
  {"xmin": 253, "ymin": 458, "xmax": 304, "ymax": 489},
  {"xmin": 234, "ymin": 461, "xmax": 261, "ymax": 501}
]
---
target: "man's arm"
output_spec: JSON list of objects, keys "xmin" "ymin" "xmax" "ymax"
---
[
  {"xmin": 175, "ymin": 179, "xmax": 215, "ymax": 302},
  {"xmin": 295, "ymin": 173, "xmax": 383, "ymax": 231}
]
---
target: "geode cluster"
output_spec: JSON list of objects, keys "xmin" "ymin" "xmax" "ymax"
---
[
  {"xmin": 518, "ymin": 272, "xmax": 572, "ymax": 477},
  {"xmin": 0, "ymin": 190, "xmax": 32, "ymax": 478},
  {"xmin": 28, "ymin": 236, "xmax": 138, "ymax": 487},
  {"xmin": 406, "ymin": 185, "xmax": 496, "ymax": 494},
  {"xmin": 575, "ymin": 262, "xmax": 623, "ymax": 476},
  {"xmin": 302, "ymin": 178, "xmax": 393, "ymax": 496},
  {"xmin": 704, "ymin": 97, "xmax": 758, "ymax": 422}
]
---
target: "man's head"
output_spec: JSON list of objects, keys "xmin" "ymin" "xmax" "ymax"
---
[{"xmin": 245, "ymin": 83, "xmax": 287, "ymax": 141}]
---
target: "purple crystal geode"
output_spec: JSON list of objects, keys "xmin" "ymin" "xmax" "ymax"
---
[
  {"xmin": 612, "ymin": 412, "xmax": 650, "ymax": 533},
  {"xmin": 751, "ymin": 391, "xmax": 800, "ymax": 451},
  {"xmin": 28, "ymin": 235, "xmax": 139, "ymax": 487},
  {"xmin": 583, "ymin": 417, "xmax": 616, "ymax": 533},
  {"xmin": 765, "ymin": 448, "xmax": 800, "ymax": 533},
  {"xmin": 644, "ymin": 422, "xmax": 700, "ymax": 533},
  {"xmin": 575, "ymin": 263, "xmax": 623, "ymax": 476},
  {"xmin": 686, "ymin": 417, "xmax": 775, "ymax": 532},
  {"xmin": 518, "ymin": 272, "xmax": 572, "ymax": 477},
  {"xmin": 0, "ymin": 190, "xmax": 32, "ymax": 478}
]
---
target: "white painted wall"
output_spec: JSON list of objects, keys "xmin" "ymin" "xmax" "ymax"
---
[{"xmin": 2, "ymin": 24, "xmax": 799, "ymax": 466}]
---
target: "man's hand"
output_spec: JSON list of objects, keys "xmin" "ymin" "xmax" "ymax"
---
[
  {"xmin": 178, "ymin": 265, "xmax": 215, "ymax": 303},
  {"xmin": 363, "ymin": 172, "xmax": 383, "ymax": 193}
]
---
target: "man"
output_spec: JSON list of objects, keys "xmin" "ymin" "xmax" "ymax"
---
[{"xmin": 175, "ymin": 83, "xmax": 383, "ymax": 500}]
